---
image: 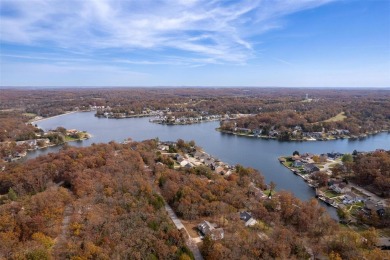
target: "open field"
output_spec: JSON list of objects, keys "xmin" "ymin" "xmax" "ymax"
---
[{"xmin": 323, "ymin": 112, "xmax": 347, "ymax": 122}]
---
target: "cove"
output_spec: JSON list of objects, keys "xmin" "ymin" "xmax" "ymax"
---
[{"xmin": 29, "ymin": 111, "xmax": 390, "ymax": 219}]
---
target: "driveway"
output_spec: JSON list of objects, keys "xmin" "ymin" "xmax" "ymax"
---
[{"xmin": 164, "ymin": 204, "xmax": 204, "ymax": 260}]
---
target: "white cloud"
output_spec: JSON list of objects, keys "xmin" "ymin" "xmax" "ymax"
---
[{"xmin": 0, "ymin": 0, "xmax": 336, "ymax": 64}]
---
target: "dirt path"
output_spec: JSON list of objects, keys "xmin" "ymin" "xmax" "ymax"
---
[{"xmin": 52, "ymin": 204, "xmax": 73, "ymax": 257}]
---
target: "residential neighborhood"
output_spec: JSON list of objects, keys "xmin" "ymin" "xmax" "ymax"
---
[
  {"xmin": 1, "ymin": 127, "xmax": 90, "ymax": 163},
  {"xmin": 150, "ymin": 114, "xmax": 223, "ymax": 125},
  {"xmin": 157, "ymin": 141, "xmax": 234, "ymax": 177},
  {"xmin": 155, "ymin": 140, "xmax": 269, "ymax": 252},
  {"xmin": 219, "ymin": 122, "xmax": 387, "ymax": 141},
  {"xmin": 278, "ymin": 151, "xmax": 388, "ymax": 225}
]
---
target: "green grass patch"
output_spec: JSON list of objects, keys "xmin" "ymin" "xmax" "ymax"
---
[
  {"xmin": 263, "ymin": 190, "xmax": 276, "ymax": 197},
  {"xmin": 355, "ymin": 201, "xmax": 364, "ymax": 207},
  {"xmin": 282, "ymin": 161, "xmax": 292, "ymax": 167},
  {"xmin": 64, "ymin": 136, "xmax": 78, "ymax": 142},
  {"xmin": 324, "ymin": 190, "xmax": 339, "ymax": 198}
]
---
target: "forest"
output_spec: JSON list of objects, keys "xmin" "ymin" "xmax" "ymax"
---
[
  {"xmin": 0, "ymin": 141, "xmax": 190, "ymax": 259},
  {"xmin": 334, "ymin": 150, "xmax": 390, "ymax": 199},
  {"xmin": 0, "ymin": 140, "xmax": 388, "ymax": 259},
  {"xmin": 1, "ymin": 88, "xmax": 389, "ymax": 140},
  {"xmin": 0, "ymin": 111, "xmax": 39, "ymax": 143}
]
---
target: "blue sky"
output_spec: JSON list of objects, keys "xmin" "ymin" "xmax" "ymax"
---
[{"xmin": 0, "ymin": 0, "xmax": 389, "ymax": 87}]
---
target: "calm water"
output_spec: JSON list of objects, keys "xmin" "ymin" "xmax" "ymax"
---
[{"xmin": 30, "ymin": 111, "xmax": 390, "ymax": 219}]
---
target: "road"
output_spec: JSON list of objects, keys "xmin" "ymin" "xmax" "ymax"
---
[
  {"xmin": 164, "ymin": 205, "xmax": 204, "ymax": 260},
  {"xmin": 348, "ymin": 183, "xmax": 387, "ymax": 207}
]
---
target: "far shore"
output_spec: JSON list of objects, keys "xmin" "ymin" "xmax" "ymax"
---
[
  {"xmin": 30, "ymin": 110, "xmax": 81, "ymax": 124},
  {"xmin": 217, "ymin": 128, "xmax": 389, "ymax": 142}
]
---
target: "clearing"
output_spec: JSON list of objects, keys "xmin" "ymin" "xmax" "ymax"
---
[{"xmin": 323, "ymin": 112, "xmax": 347, "ymax": 122}]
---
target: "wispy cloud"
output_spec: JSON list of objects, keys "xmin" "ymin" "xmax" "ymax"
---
[
  {"xmin": 273, "ymin": 57, "xmax": 295, "ymax": 66},
  {"xmin": 0, "ymin": 0, "xmax": 336, "ymax": 65}
]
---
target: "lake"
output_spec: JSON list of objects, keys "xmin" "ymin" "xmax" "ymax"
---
[{"xmin": 30, "ymin": 111, "xmax": 390, "ymax": 219}]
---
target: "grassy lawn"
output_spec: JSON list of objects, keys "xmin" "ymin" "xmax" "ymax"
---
[
  {"xmin": 173, "ymin": 162, "xmax": 180, "ymax": 169},
  {"xmin": 350, "ymin": 204, "xmax": 363, "ymax": 214},
  {"xmin": 328, "ymin": 163, "xmax": 339, "ymax": 168},
  {"xmin": 64, "ymin": 136, "xmax": 78, "ymax": 142},
  {"xmin": 282, "ymin": 161, "xmax": 292, "ymax": 167},
  {"xmin": 263, "ymin": 190, "xmax": 276, "ymax": 197},
  {"xmin": 324, "ymin": 190, "xmax": 340, "ymax": 198},
  {"xmin": 323, "ymin": 112, "xmax": 347, "ymax": 122},
  {"xmin": 355, "ymin": 201, "xmax": 364, "ymax": 207}
]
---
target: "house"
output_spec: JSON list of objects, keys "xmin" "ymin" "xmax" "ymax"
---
[
  {"xmin": 365, "ymin": 201, "xmax": 385, "ymax": 217},
  {"xmin": 67, "ymin": 129, "xmax": 79, "ymax": 135},
  {"xmin": 214, "ymin": 166, "xmax": 232, "ymax": 176},
  {"xmin": 249, "ymin": 183, "xmax": 267, "ymax": 199},
  {"xmin": 240, "ymin": 211, "xmax": 258, "ymax": 227},
  {"xmin": 330, "ymin": 183, "xmax": 351, "ymax": 194},
  {"xmin": 292, "ymin": 161, "xmax": 303, "ymax": 167},
  {"xmin": 157, "ymin": 145, "xmax": 169, "ymax": 151},
  {"xmin": 294, "ymin": 125, "xmax": 302, "ymax": 131},
  {"xmin": 193, "ymin": 151, "xmax": 204, "ymax": 159},
  {"xmin": 184, "ymin": 163, "xmax": 193, "ymax": 169},
  {"xmin": 175, "ymin": 154, "xmax": 185, "ymax": 163},
  {"xmin": 301, "ymin": 153, "xmax": 314, "ymax": 160},
  {"xmin": 343, "ymin": 192, "xmax": 363, "ymax": 203},
  {"xmin": 162, "ymin": 141, "xmax": 177, "ymax": 147},
  {"xmin": 252, "ymin": 129, "xmax": 263, "ymax": 135},
  {"xmin": 304, "ymin": 163, "xmax": 320, "ymax": 173},
  {"xmin": 222, "ymin": 169, "xmax": 232, "ymax": 176},
  {"xmin": 198, "ymin": 153, "xmax": 209, "ymax": 162},
  {"xmin": 204, "ymin": 158, "xmax": 215, "ymax": 167},
  {"xmin": 327, "ymin": 152, "xmax": 343, "ymax": 159},
  {"xmin": 215, "ymin": 166, "xmax": 225, "ymax": 175},
  {"xmin": 180, "ymin": 160, "xmax": 193, "ymax": 168},
  {"xmin": 312, "ymin": 132, "xmax": 323, "ymax": 138},
  {"xmin": 235, "ymin": 127, "xmax": 251, "ymax": 133},
  {"xmin": 198, "ymin": 221, "xmax": 224, "ymax": 240},
  {"xmin": 269, "ymin": 130, "xmax": 279, "ymax": 137}
]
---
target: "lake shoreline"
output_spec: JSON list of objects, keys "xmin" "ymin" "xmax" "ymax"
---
[
  {"xmin": 217, "ymin": 128, "xmax": 389, "ymax": 142},
  {"xmin": 30, "ymin": 111, "xmax": 390, "ymax": 220},
  {"xmin": 30, "ymin": 110, "xmax": 81, "ymax": 124}
]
